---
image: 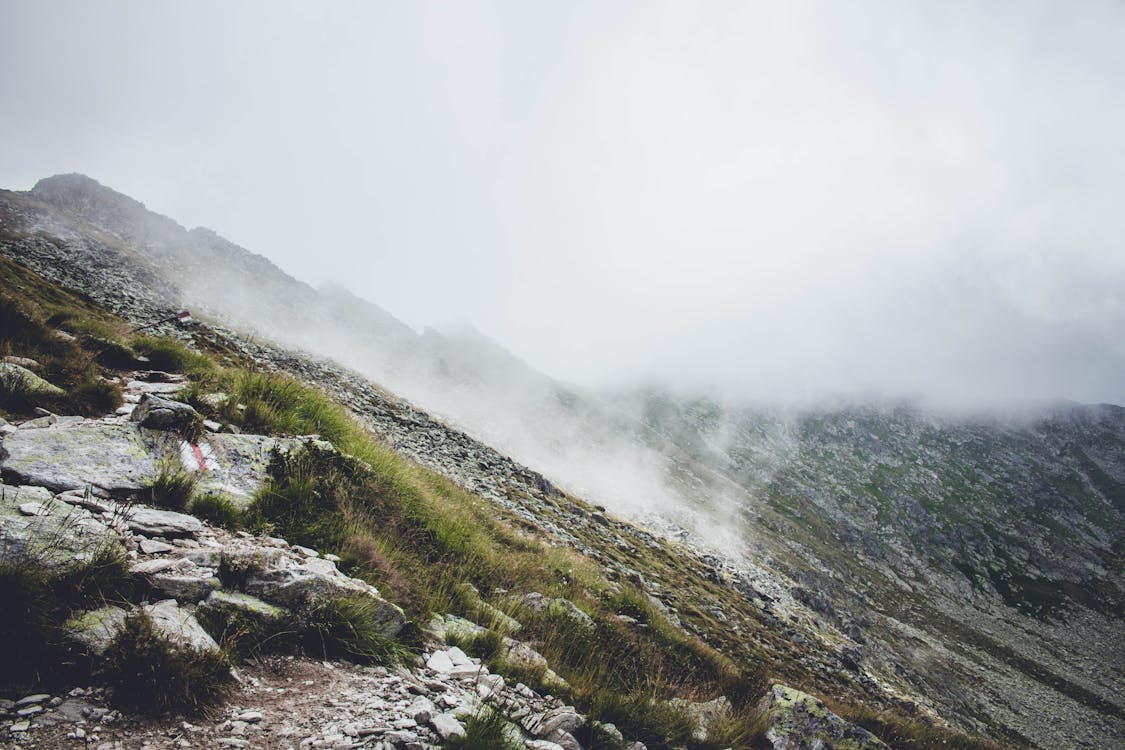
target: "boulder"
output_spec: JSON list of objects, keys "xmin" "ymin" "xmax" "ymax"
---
[
  {"xmin": 130, "ymin": 393, "xmax": 202, "ymax": 434},
  {"xmin": 0, "ymin": 362, "xmax": 64, "ymax": 396},
  {"xmin": 65, "ymin": 605, "xmax": 129, "ymax": 656},
  {"xmin": 0, "ymin": 421, "xmax": 158, "ymax": 495},
  {"xmin": 524, "ymin": 706, "xmax": 584, "ymax": 738},
  {"xmin": 428, "ymin": 712, "xmax": 466, "ymax": 740},
  {"xmin": 190, "ymin": 433, "xmax": 302, "ymax": 505},
  {"xmin": 755, "ymin": 684, "xmax": 889, "ymax": 750},
  {"xmin": 0, "ymin": 484, "xmax": 119, "ymax": 567},
  {"xmin": 126, "ymin": 506, "xmax": 204, "ymax": 537},
  {"xmin": 229, "ymin": 548, "xmax": 406, "ymax": 637},
  {"xmin": 519, "ymin": 592, "xmax": 594, "ymax": 627},
  {"xmin": 143, "ymin": 599, "xmax": 221, "ymax": 653},
  {"xmin": 196, "ymin": 590, "xmax": 290, "ymax": 636}
]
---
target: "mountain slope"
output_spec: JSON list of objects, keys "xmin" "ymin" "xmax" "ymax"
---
[{"xmin": 2, "ymin": 174, "xmax": 1122, "ymax": 748}]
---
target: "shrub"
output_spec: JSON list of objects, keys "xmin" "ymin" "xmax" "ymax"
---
[
  {"xmin": 101, "ymin": 611, "xmax": 232, "ymax": 713},
  {"xmin": 144, "ymin": 460, "xmax": 198, "ymax": 511},
  {"xmin": 190, "ymin": 492, "xmax": 245, "ymax": 530}
]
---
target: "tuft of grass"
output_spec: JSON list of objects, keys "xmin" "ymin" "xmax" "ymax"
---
[
  {"xmin": 189, "ymin": 492, "xmax": 245, "ymax": 530},
  {"xmin": 446, "ymin": 628, "xmax": 504, "ymax": 662},
  {"xmin": 101, "ymin": 611, "xmax": 232, "ymax": 714},
  {"xmin": 53, "ymin": 543, "xmax": 134, "ymax": 609},
  {"xmin": 444, "ymin": 708, "xmax": 523, "ymax": 750},
  {"xmin": 0, "ymin": 363, "xmax": 36, "ymax": 413},
  {"xmin": 69, "ymin": 374, "xmax": 123, "ymax": 415},
  {"xmin": 297, "ymin": 594, "xmax": 410, "ymax": 664},
  {"xmin": 144, "ymin": 459, "xmax": 198, "ymax": 511},
  {"xmin": 585, "ymin": 690, "xmax": 696, "ymax": 749},
  {"xmin": 245, "ymin": 446, "xmax": 349, "ymax": 551}
]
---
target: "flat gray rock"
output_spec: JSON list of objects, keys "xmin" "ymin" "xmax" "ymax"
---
[
  {"xmin": 1, "ymin": 419, "xmax": 299, "ymax": 501},
  {"xmin": 0, "ymin": 421, "xmax": 158, "ymax": 495},
  {"xmin": 126, "ymin": 506, "xmax": 204, "ymax": 537}
]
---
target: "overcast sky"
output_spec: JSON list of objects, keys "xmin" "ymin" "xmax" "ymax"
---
[{"xmin": 2, "ymin": 1, "xmax": 1124, "ymax": 405}]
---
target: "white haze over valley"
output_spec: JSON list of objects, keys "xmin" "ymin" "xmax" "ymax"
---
[{"xmin": 3, "ymin": 0, "xmax": 1124, "ymax": 408}]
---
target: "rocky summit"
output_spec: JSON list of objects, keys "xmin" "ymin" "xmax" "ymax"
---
[{"xmin": 1, "ymin": 175, "xmax": 1122, "ymax": 750}]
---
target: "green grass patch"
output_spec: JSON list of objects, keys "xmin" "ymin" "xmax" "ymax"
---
[
  {"xmin": 0, "ymin": 260, "xmax": 127, "ymax": 417},
  {"xmin": 131, "ymin": 334, "xmax": 216, "ymax": 377}
]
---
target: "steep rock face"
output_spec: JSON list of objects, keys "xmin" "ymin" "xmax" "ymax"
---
[{"xmin": 3, "ymin": 174, "xmax": 1124, "ymax": 748}]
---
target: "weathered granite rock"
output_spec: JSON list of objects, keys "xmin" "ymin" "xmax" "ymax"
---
[
  {"xmin": 0, "ymin": 484, "xmax": 119, "ymax": 566},
  {"xmin": 0, "ymin": 362, "xmax": 64, "ymax": 396},
  {"xmin": 65, "ymin": 606, "xmax": 129, "ymax": 656},
  {"xmin": 143, "ymin": 599, "xmax": 221, "ymax": 653},
  {"xmin": 188, "ymin": 433, "xmax": 301, "ymax": 505},
  {"xmin": 519, "ymin": 592, "xmax": 593, "ymax": 627},
  {"xmin": 228, "ymin": 547, "xmax": 406, "ymax": 637},
  {"xmin": 756, "ymin": 684, "xmax": 889, "ymax": 750},
  {"xmin": 0, "ymin": 421, "xmax": 158, "ymax": 495},
  {"xmin": 1, "ymin": 419, "xmax": 295, "ymax": 501},
  {"xmin": 130, "ymin": 393, "xmax": 202, "ymax": 434},
  {"xmin": 196, "ymin": 590, "xmax": 290, "ymax": 634},
  {"xmin": 428, "ymin": 712, "xmax": 466, "ymax": 739},
  {"xmin": 126, "ymin": 507, "xmax": 204, "ymax": 537}
]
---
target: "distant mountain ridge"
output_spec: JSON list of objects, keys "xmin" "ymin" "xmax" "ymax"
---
[{"xmin": 1, "ymin": 174, "xmax": 1122, "ymax": 748}]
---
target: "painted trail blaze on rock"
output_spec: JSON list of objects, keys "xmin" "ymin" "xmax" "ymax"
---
[{"xmin": 756, "ymin": 684, "xmax": 889, "ymax": 750}]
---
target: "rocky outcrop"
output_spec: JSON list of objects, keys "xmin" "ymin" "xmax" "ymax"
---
[
  {"xmin": 229, "ymin": 546, "xmax": 407, "ymax": 638},
  {"xmin": 0, "ymin": 362, "xmax": 64, "ymax": 396},
  {"xmin": 129, "ymin": 393, "xmax": 202, "ymax": 435},
  {"xmin": 0, "ymin": 482, "xmax": 122, "ymax": 567},
  {"xmin": 1, "ymin": 421, "xmax": 157, "ymax": 495},
  {"xmin": 756, "ymin": 684, "xmax": 888, "ymax": 750},
  {"xmin": 0, "ymin": 414, "xmax": 298, "ymax": 502}
]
